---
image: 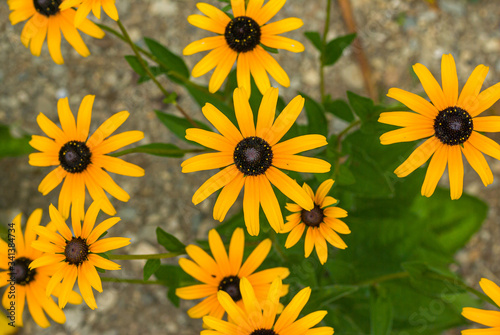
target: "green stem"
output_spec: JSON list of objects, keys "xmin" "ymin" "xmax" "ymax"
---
[
  {"xmin": 100, "ymin": 23, "xmax": 224, "ymax": 103},
  {"xmin": 320, "ymin": 0, "xmax": 332, "ymax": 102},
  {"xmin": 115, "ymin": 20, "xmax": 199, "ymax": 128},
  {"xmin": 108, "ymin": 252, "xmax": 183, "ymax": 260},
  {"xmin": 101, "ymin": 277, "xmax": 166, "ymax": 285}
]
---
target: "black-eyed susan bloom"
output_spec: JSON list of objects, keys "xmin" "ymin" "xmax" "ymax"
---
[
  {"xmin": 184, "ymin": 0, "xmax": 304, "ymax": 95},
  {"xmin": 202, "ymin": 277, "xmax": 334, "ymax": 335},
  {"xmin": 380, "ymin": 54, "xmax": 500, "ymax": 200},
  {"xmin": 29, "ymin": 202, "xmax": 130, "ymax": 309},
  {"xmin": 60, "ymin": 0, "xmax": 119, "ymax": 27},
  {"xmin": 0, "ymin": 210, "xmax": 82, "ymax": 328},
  {"xmin": 282, "ymin": 179, "xmax": 349, "ymax": 265},
  {"xmin": 29, "ymin": 95, "xmax": 144, "ymax": 221},
  {"xmin": 7, "ymin": 0, "xmax": 105, "ymax": 64},
  {"xmin": 176, "ymin": 228, "xmax": 289, "ymax": 320},
  {"xmin": 182, "ymin": 87, "xmax": 330, "ymax": 236},
  {"xmin": 462, "ymin": 278, "xmax": 500, "ymax": 333}
]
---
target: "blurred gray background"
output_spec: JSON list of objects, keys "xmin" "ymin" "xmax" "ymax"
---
[{"xmin": 1, "ymin": 0, "xmax": 500, "ymax": 334}]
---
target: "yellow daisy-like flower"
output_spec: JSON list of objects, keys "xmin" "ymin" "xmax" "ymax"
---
[
  {"xmin": 282, "ymin": 179, "xmax": 350, "ymax": 265},
  {"xmin": 462, "ymin": 278, "xmax": 500, "ymax": 334},
  {"xmin": 29, "ymin": 201, "xmax": 130, "ymax": 309},
  {"xmin": 182, "ymin": 87, "xmax": 330, "ymax": 236},
  {"xmin": 202, "ymin": 277, "xmax": 334, "ymax": 335},
  {"xmin": 60, "ymin": 0, "xmax": 119, "ymax": 27},
  {"xmin": 29, "ymin": 95, "xmax": 145, "ymax": 221},
  {"xmin": 7, "ymin": 0, "xmax": 105, "ymax": 64},
  {"xmin": 379, "ymin": 53, "xmax": 500, "ymax": 200},
  {"xmin": 176, "ymin": 228, "xmax": 289, "ymax": 320},
  {"xmin": 184, "ymin": 0, "xmax": 304, "ymax": 95},
  {"xmin": 0, "ymin": 210, "xmax": 82, "ymax": 328}
]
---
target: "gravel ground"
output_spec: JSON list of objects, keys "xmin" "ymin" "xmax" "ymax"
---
[{"xmin": 1, "ymin": 0, "xmax": 500, "ymax": 334}]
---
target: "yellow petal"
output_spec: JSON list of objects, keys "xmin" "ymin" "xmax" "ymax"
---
[
  {"xmin": 457, "ymin": 64, "xmax": 489, "ymax": 111},
  {"xmin": 243, "ymin": 176, "xmax": 261, "ymax": 236},
  {"xmin": 394, "ymin": 136, "xmax": 440, "ymax": 178},
  {"xmin": 448, "ymin": 145, "xmax": 464, "ymax": 200},
  {"xmin": 461, "ymin": 141, "xmax": 493, "ymax": 187},
  {"xmin": 421, "ymin": 144, "xmax": 448, "ymax": 197},
  {"xmin": 387, "ymin": 88, "xmax": 439, "ymax": 119},
  {"xmin": 441, "ymin": 54, "xmax": 458, "ymax": 108},
  {"xmin": 413, "ymin": 63, "xmax": 447, "ymax": 111}
]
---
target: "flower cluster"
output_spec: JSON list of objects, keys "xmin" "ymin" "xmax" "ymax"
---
[{"xmin": 7, "ymin": 0, "xmax": 119, "ymax": 64}]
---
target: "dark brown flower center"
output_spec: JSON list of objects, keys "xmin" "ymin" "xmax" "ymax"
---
[
  {"xmin": 250, "ymin": 330, "xmax": 278, "ymax": 335},
  {"xmin": 12, "ymin": 257, "xmax": 37, "ymax": 285},
  {"xmin": 218, "ymin": 276, "xmax": 242, "ymax": 302},
  {"xmin": 301, "ymin": 204, "xmax": 324, "ymax": 227},
  {"xmin": 33, "ymin": 0, "xmax": 62, "ymax": 16},
  {"xmin": 225, "ymin": 16, "xmax": 261, "ymax": 53},
  {"xmin": 234, "ymin": 136, "xmax": 273, "ymax": 176},
  {"xmin": 434, "ymin": 107, "xmax": 473, "ymax": 145},
  {"xmin": 59, "ymin": 141, "xmax": 92, "ymax": 173},
  {"xmin": 65, "ymin": 237, "xmax": 89, "ymax": 266}
]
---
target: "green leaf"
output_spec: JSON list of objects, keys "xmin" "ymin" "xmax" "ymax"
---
[
  {"xmin": 260, "ymin": 44, "xmax": 279, "ymax": 54},
  {"xmin": 323, "ymin": 33, "xmax": 356, "ymax": 66},
  {"xmin": 143, "ymin": 259, "xmax": 161, "ymax": 281},
  {"xmin": 155, "ymin": 110, "xmax": 212, "ymax": 145},
  {"xmin": 112, "ymin": 143, "xmax": 187, "ymax": 158},
  {"xmin": 347, "ymin": 91, "xmax": 375, "ymax": 122},
  {"xmin": 184, "ymin": 82, "xmax": 236, "ymax": 124},
  {"xmin": 156, "ymin": 227, "xmax": 185, "ymax": 253},
  {"xmin": 304, "ymin": 31, "xmax": 322, "ymax": 51},
  {"xmin": 0, "ymin": 124, "xmax": 32, "ymax": 158},
  {"xmin": 301, "ymin": 92, "xmax": 328, "ymax": 136},
  {"xmin": 144, "ymin": 37, "xmax": 190, "ymax": 83},
  {"xmin": 412, "ymin": 188, "xmax": 488, "ymax": 254},
  {"xmin": 309, "ymin": 285, "xmax": 359, "ymax": 307},
  {"xmin": 163, "ymin": 92, "xmax": 178, "ymax": 104},
  {"xmin": 154, "ymin": 265, "xmax": 194, "ymax": 307},
  {"xmin": 124, "ymin": 55, "xmax": 147, "ymax": 76},
  {"xmin": 402, "ymin": 261, "xmax": 465, "ymax": 298},
  {"xmin": 370, "ymin": 289, "xmax": 393, "ymax": 335},
  {"xmin": 324, "ymin": 97, "xmax": 355, "ymax": 122},
  {"xmin": 336, "ymin": 164, "xmax": 355, "ymax": 185}
]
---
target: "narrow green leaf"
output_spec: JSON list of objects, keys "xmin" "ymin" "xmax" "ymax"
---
[
  {"xmin": 260, "ymin": 44, "xmax": 279, "ymax": 54},
  {"xmin": 0, "ymin": 124, "xmax": 32, "ymax": 158},
  {"xmin": 370, "ymin": 289, "xmax": 393, "ymax": 335},
  {"xmin": 154, "ymin": 264, "xmax": 194, "ymax": 307},
  {"xmin": 304, "ymin": 31, "xmax": 322, "ymax": 51},
  {"xmin": 156, "ymin": 227, "xmax": 185, "ymax": 253},
  {"xmin": 301, "ymin": 92, "xmax": 328, "ymax": 136},
  {"xmin": 124, "ymin": 55, "xmax": 147, "ymax": 76},
  {"xmin": 144, "ymin": 37, "xmax": 190, "ymax": 83},
  {"xmin": 324, "ymin": 33, "xmax": 356, "ymax": 66},
  {"xmin": 324, "ymin": 98, "xmax": 355, "ymax": 122},
  {"xmin": 154, "ymin": 110, "xmax": 212, "ymax": 145},
  {"xmin": 184, "ymin": 82, "xmax": 236, "ymax": 124},
  {"xmin": 143, "ymin": 259, "xmax": 161, "ymax": 281},
  {"xmin": 112, "ymin": 143, "xmax": 188, "ymax": 158}
]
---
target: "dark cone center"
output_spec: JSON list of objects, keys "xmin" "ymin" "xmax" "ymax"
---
[
  {"xmin": 65, "ymin": 237, "xmax": 89, "ymax": 266},
  {"xmin": 301, "ymin": 204, "xmax": 324, "ymax": 227},
  {"xmin": 33, "ymin": 0, "xmax": 62, "ymax": 16},
  {"xmin": 218, "ymin": 276, "xmax": 242, "ymax": 302},
  {"xmin": 250, "ymin": 330, "xmax": 278, "ymax": 335},
  {"xmin": 234, "ymin": 136, "xmax": 273, "ymax": 176},
  {"xmin": 225, "ymin": 16, "xmax": 261, "ymax": 53},
  {"xmin": 434, "ymin": 107, "xmax": 473, "ymax": 145},
  {"xmin": 59, "ymin": 141, "xmax": 92, "ymax": 173},
  {"xmin": 12, "ymin": 257, "xmax": 36, "ymax": 285}
]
